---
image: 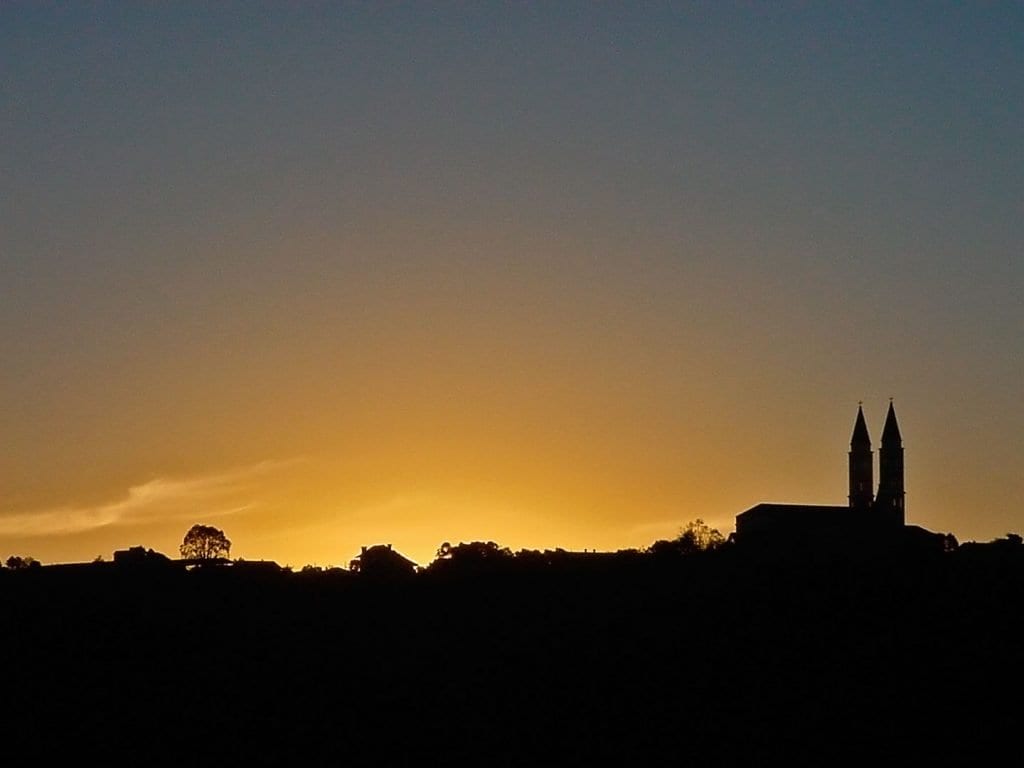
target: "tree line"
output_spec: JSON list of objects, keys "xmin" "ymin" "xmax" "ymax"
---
[{"xmin": 5, "ymin": 519, "xmax": 1023, "ymax": 574}]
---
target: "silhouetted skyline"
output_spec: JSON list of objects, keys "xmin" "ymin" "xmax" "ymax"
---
[
  {"xmin": 2, "ymin": 4, "xmax": 1022, "ymax": 566},
  {"xmin": 3, "ymin": 511, "xmax": 1022, "ymax": 763}
]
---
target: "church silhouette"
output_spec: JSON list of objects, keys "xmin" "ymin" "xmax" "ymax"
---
[{"xmin": 735, "ymin": 403, "xmax": 945, "ymax": 552}]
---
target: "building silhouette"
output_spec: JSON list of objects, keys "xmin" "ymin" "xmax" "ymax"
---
[
  {"xmin": 735, "ymin": 402, "xmax": 929, "ymax": 551},
  {"xmin": 349, "ymin": 543, "xmax": 418, "ymax": 578}
]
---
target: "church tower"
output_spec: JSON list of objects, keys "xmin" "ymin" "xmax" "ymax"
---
[
  {"xmin": 848, "ymin": 404, "xmax": 873, "ymax": 512},
  {"xmin": 874, "ymin": 401, "xmax": 905, "ymax": 527}
]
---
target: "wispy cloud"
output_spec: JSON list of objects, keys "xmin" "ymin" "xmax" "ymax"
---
[{"xmin": 0, "ymin": 459, "xmax": 299, "ymax": 538}]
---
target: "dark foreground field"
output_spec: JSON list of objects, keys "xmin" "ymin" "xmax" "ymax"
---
[{"xmin": 1, "ymin": 547, "xmax": 1020, "ymax": 765}]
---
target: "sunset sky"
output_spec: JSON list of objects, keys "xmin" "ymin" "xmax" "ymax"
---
[{"xmin": 2, "ymin": 3, "xmax": 1021, "ymax": 567}]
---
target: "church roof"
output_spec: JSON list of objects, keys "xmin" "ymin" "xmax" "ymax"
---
[
  {"xmin": 737, "ymin": 503, "xmax": 848, "ymax": 522},
  {"xmin": 850, "ymin": 405, "xmax": 871, "ymax": 448},
  {"xmin": 881, "ymin": 401, "xmax": 902, "ymax": 444}
]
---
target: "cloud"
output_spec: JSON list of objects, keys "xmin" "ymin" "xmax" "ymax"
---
[{"xmin": 0, "ymin": 459, "xmax": 299, "ymax": 538}]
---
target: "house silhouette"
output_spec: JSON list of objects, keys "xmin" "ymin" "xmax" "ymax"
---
[{"xmin": 350, "ymin": 544, "xmax": 418, "ymax": 578}]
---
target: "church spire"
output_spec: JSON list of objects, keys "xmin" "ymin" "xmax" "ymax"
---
[
  {"xmin": 848, "ymin": 404, "xmax": 873, "ymax": 511},
  {"xmin": 881, "ymin": 400, "xmax": 902, "ymax": 445},
  {"xmin": 851, "ymin": 403, "xmax": 871, "ymax": 448},
  {"xmin": 876, "ymin": 400, "xmax": 905, "ymax": 526}
]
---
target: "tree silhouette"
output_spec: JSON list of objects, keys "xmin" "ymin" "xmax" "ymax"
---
[
  {"xmin": 648, "ymin": 519, "xmax": 725, "ymax": 556},
  {"xmin": 5, "ymin": 555, "xmax": 39, "ymax": 570},
  {"xmin": 678, "ymin": 518, "xmax": 725, "ymax": 552},
  {"xmin": 427, "ymin": 540, "xmax": 513, "ymax": 576},
  {"xmin": 180, "ymin": 524, "xmax": 231, "ymax": 560},
  {"xmin": 434, "ymin": 541, "xmax": 511, "ymax": 564}
]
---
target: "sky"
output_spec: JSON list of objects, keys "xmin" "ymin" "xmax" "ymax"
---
[{"xmin": 2, "ymin": 2, "xmax": 1022, "ymax": 567}]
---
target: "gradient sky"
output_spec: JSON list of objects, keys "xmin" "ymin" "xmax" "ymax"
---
[{"xmin": 2, "ymin": 2, "xmax": 1021, "ymax": 567}]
